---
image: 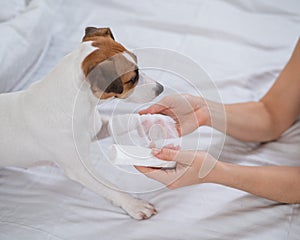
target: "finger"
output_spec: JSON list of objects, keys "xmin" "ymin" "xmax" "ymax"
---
[
  {"xmin": 154, "ymin": 148, "xmax": 197, "ymax": 166},
  {"xmin": 134, "ymin": 166, "xmax": 177, "ymax": 185},
  {"xmin": 152, "ymin": 148, "xmax": 178, "ymax": 160},
  {"xmin": 174, "ymin": 145, "xmax": 181, "ymax": 150},
  {"xmin": 134, "ymin": 166, "xmax": 159, "ymax": 174},
  {"xmin": 141, "ymin": 119, "xmax": 152, "ymax": 130},
  {"xmin": 148, "ymin": 142, "xmax": 156, "ymax": 148},
  {"xmin": 138, "ymin": 103, "xmax": 168, "ymax": 115},
  {"xmin": 163, "ymin": 144, "xmax": 179, "ymax": 150},
  {"xmin": 176, "ymin": 123, "xmax": 183, "ymax": 137}
]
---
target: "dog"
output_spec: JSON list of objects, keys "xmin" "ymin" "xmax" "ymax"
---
[{"xmin": 0, "ymin": 27, "xmax": 164, "ymax": 220}]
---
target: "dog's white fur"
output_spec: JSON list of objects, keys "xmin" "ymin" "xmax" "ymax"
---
[{"xmin": 0, "ymin": 41, "xmax": 159, "ymax": 219}]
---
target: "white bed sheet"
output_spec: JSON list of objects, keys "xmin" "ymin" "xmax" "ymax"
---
[{"xmin": 1, "ymin": 0, "xmax": 300, "ymax": 239}]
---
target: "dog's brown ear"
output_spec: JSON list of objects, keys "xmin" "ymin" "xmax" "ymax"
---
[{"xmin": 83, "ymin": 27, "xmax": 115, "ymax": 41}]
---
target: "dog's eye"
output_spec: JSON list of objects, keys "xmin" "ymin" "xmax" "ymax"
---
[
  {"xmin": 126, "ymin": 70, "xmax": 139, "ymax": 85},
  {"xmin": 127, "ymin": 78, "xmax": 136, "ymax": 85}
]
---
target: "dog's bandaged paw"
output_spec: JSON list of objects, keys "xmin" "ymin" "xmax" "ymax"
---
[
  {"xmin": 109, "ymin": 144, "xmax": 176, "ymax": 168},
  {"xmin": 108, "ymin": 113, "xmax": 180, "ymax": 148},
  {"xmin": 108, "ymin": 114, "xmax": 180, "ymax": 167}
]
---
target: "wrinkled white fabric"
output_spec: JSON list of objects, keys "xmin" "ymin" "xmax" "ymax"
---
[
  {"xmin": 1, "ymin": 0, "xmax": 300, "ymax": 240},
  {"xmin": 0, "ymin": 0, "xmax": 57, "ymax": 93},
  {"xmin": 0, "ymin": 0, "xmax": 26, "ymax": 22}
]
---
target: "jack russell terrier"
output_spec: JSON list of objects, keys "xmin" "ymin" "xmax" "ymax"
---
[{"xmin": 0, "ymin": 27, "xmax": 164, "ymax": 220}]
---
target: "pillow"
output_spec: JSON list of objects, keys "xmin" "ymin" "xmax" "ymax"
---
[{"xmin": 0, "ymin": 0, "xmax": 54, "ymax": 93}]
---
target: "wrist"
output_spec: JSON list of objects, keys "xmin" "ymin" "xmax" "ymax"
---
[
  {"xmin": 205, "ymin": 100, "xmax": 227, "ymax": 133},
  {"xmin": 202, "ymin": 160, "xmax": 229, "ymax": 184},
  {"xmin": 194, "ymin": 96, "xmax": 211, "ymax": 127}
]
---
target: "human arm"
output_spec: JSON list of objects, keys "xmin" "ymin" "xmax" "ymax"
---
[
  {"xmin": 137, "ymin": 40, "xmax": 300, "ymax": 203},
  {"xmin": 140, "ymin": 39, "xmax": 300, "ymax": 142},
  {"xmin": 208, "ymin": 38, "xmax": 300, "ymax": 141},
  {"xmin": 136, "ymin": 148, "xmax": 300, "ymax": 204}
]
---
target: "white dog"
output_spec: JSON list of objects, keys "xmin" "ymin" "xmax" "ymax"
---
[{"xmin": 0, "ymin": 27, "xmax": 164, "ymax": 220}]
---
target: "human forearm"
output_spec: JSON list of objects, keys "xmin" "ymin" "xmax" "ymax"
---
[
  {"xmin": 225, "ymin": 102, "xmax": 277, "ymax": 141},
  {"xmin": 136, "ymin": 148, "xmax": 300, "ymax": 203},
  {"xmin": 202, "ymin": 39, "xmax": 300, "ymax": 142},
  {"xmin": 207, "ymin": 161, "xmax": 300, "ymax": 204},
  {"xmin": 202, "ymin": 70, "xmax": 300, "ymax": 142},
  {"xmin": 203, "ymin": 100, "xmax": 277, "ymax": 142}
]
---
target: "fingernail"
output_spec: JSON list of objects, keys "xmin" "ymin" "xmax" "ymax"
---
[{"xmin": 151, "ymin": 148, "xmax": 161, "ymax": 155}]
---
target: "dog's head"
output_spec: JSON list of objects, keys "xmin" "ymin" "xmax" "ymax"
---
[{"xmin": 81, "ymin": 27, "xmax": 163, "ymax": 102}]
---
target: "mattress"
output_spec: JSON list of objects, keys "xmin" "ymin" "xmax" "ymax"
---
[{"xmin": 0, "ymin": 0, "xmax": 300, "ymax": 239}]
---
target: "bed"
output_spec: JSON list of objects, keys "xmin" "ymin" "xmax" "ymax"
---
[{"xmin": 0, "ymin": 0, "xmax": 300, "ymax": 239}]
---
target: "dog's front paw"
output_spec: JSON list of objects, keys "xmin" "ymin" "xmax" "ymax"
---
[{"xmin": 121, "ymin": 198, "xmax": 157, "ymax": 220}]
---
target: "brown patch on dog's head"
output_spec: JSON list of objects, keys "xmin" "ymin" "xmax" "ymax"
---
[
  {"xmin": 81, "ymin": 27, "xmax": 139, "ymax": 99},
  {"xmin": 82, "ymin": 27, "xmax": 115, "ymax": 41}
]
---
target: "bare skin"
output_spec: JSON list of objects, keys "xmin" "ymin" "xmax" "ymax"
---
[{"xmin": 136, "ymin": 39, "xmax": 300, "ymax": 204}]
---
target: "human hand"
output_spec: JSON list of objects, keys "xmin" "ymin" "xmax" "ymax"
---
[
  {"xmin": 139, "ymin": 94, "xmax": 210, "ymax": 136},
  {"xmin": 135, "ymin": 147, "xmax": 218, "ymax": 189}
]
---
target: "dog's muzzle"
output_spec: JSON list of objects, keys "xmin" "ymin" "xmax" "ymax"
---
[{"xmin": 125, "ymin": 72, "xmax": 164, "ymax": 103}]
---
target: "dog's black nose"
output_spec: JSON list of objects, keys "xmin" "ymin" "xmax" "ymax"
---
[{"xmin": 155, "ymin": 82, "xmax": 164, "ymax": 96}]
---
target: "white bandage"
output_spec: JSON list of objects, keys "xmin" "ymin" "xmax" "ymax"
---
[
  {"xmin": 108, "ymin": 114, "xmax": 180, "ymax": 148},
  {"xmin": 109, "ymin": 144, "xmax": 176, "ymax": 168},
  {"xmin": 108, "ymin": 114, "xmax": 180, "ymax": 168}
]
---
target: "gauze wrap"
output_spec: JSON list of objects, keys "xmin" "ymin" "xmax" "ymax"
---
[
  {"xmin": 108, "ymin": 114, "xmax": 180, "ymax": 167},
  {"xmin": 109, "ymin": 144, "xmax": 176, "ymax": 168}
]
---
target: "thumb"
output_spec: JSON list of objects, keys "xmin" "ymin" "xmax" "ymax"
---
[
  {"xmin": 152, "ymin": 148, "xmax": 195, "ymax": 166},
  {"xmin": 138, "ymin": 103, "xmax": 167, "ymax": 115},
  {"xmin": 152, "ymin": 148, "xmax": 178, "ymax": 161}
]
